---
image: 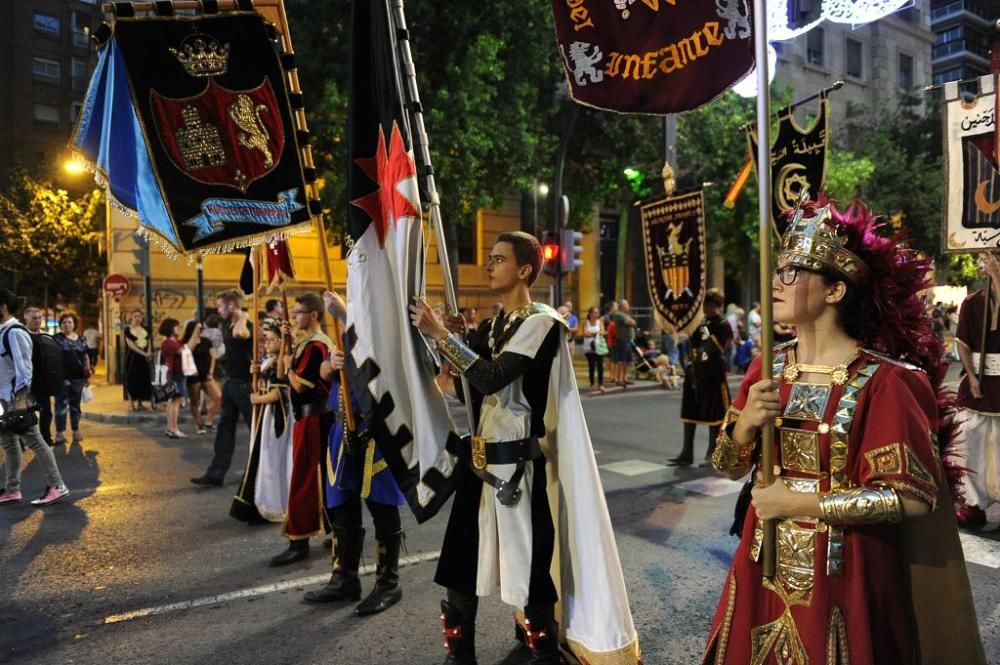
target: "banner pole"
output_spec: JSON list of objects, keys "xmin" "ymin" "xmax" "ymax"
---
[
  {"xmin": 752, "ymin": 0, "xmax": 777, "ymax": 581},
  {"xmin": 387, "ymin": 0, "xmax": 476, "ymax": 437}
]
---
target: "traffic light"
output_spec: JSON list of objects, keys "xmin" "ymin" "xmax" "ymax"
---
[
  {"xmin": 541, "ymin": 232, "xmax": 560, "ymax": 276},
  {"xmin": 560, "ymin": 228, "xmax": 584, "ymax": 273}
]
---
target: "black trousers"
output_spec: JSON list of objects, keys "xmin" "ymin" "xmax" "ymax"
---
[
  {"xmin": 206, "ymin": 379, "xmax": 253, "ymax": 479},
  {"xmin": 330, "ymin": 494, "xmax": 401, "ymax": 540},
  {"xmin": 585, "ymin": 352, "xmax": 604, "ymax": 386},
  {"xmin": 435, "ymin": 457, "xmax": 557, "ymax": 606}
]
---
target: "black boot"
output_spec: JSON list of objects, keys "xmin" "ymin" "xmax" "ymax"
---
[
  {"xmin": 269, "ymin": 538, "xmax": 309, "ymax": 566},
  {"xmin": 354, "ymin": 530, "xmax": 403, "ymax": 616},
  {"xmin": 441, "ymin": 590, "xmax": 478, "ymax": 665},
  {"xmin": 701, "ymin": 425, "xmax": 721, "ymax": 466},
  {"xmin": 523, "ymin": 604, "xmax": 561, "ymax": 665},
  {"xmin": 303, "ymin": 526, "xmax": 364, "ymax": 603},
  {"xmin": 668, "ymin": 423, "xmax": 696, "ymax": 466}
]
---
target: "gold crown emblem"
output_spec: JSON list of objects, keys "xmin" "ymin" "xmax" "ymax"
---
[
  {"xmin": 169, "ymin": 35, "xmax": 230, "ymax": 78},
  {"xmin": 779, "ymin": 205, "xmax": 870, "ymax": 284}
]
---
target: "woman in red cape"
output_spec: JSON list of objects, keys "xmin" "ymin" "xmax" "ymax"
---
[{"xmin": 703, "ymin": 200, "xmax": 985, "ymax": 665}]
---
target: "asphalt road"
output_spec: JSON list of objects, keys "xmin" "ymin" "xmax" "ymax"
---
[{"xmin": 2, "ymin": 385, "xmax": 999, "ymax": 665}]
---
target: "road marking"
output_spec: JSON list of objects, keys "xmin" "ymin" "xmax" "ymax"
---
[
  {"xmin": 959, "ymin": 532, "xmax": 1000, "ymax": 569},
  {"xmin": 102, "ymin": 550, "xmax": 441, "ymax": 625},
  {"xmin": 600, "ymin": 459, "xmax": 669, "ymax": 476},
  {"xmin": 675, "ymin": 476, "xmax": 745, "ymax": 497}
]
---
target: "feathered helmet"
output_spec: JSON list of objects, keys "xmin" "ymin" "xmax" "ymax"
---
[{"xmin": 778, "ymin": 197, "xmax": 941, "ymax": 380}]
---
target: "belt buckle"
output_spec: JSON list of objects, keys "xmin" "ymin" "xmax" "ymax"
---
[{"xmin": 471, "ymin": 436, "xmax": 487, "ymax": 470}]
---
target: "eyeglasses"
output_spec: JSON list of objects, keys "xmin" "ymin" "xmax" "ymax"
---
[
  {"xmin": 773, "ymin": 265, "xmax": 816, "ymax": 286},
  {"xmin": 293, "ymin": 309, "xmax": 310, "ymax": 316}
]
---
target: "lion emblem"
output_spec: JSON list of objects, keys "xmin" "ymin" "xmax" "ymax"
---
[
  {"xmin": 715, "ymin": 0, "xmax": 751, "ymax": 40},
  {"xmin": 567, "ymin": 41, "xmax": 605, "ymax": 87}
]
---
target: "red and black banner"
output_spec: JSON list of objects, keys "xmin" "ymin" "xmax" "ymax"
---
[
  {"xmin": 748, "ymin": 93, "xmax": 830, "ymax": 236},
  {"xmin": 640, "ymin": 190, "xmax": 707, "ymax": 335},
  {"xmin": 110, "ymin": 12, "xmax": 311, "ymax": 252},
  {"xmin": 551, "ymin": 0, "xmax": 755, "ymax": 115}
]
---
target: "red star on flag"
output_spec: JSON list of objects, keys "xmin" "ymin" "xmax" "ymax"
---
[{"xmin": 351, "ymin": 121, "xmax": 420, "ymax": 248}]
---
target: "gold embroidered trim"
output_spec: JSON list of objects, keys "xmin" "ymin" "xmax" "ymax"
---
[
  {"xmin": 777, "ymin": 519, "xmax": 817, "ymax": 593},
  {"xmin": 904, "ymin": 447, "xmax": 936, "ymax": 485},
  {"xmin": 751, "ymin": 578, "xmax": 811, "ymax": 665},
  {"xmin": 712, "ymin": 574, "xmax": 737, "ymax": 665},
  {"xmin": 825, "ymin": 606, "xmax": 850, "ymax": 665},
  {"xmin": 712, "ymin": 426, "xmax": 755, "ymax": 476},
  {"xmin": 864, "ymin": 442, "xmax": 904, "ymax": 476},
  {"xmin": 566, "ymin": 636, "xmax": 641, "ymax": 665}
]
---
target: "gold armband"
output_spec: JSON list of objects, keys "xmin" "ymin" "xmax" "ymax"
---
[
  {"xmin": 711, "ymin": 427, "xmax": 755, "ymax": 475},
  {"xmin": 818, "ymin": 485, "xmax": 903, "ymax": 526},
  {"xmin": 437, "ymin": 333, "xmax": 480, "ymax": 374}
]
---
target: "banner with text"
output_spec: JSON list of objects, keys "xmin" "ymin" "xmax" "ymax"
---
[
  {"xmin": 943, "ymin": 74, "xmax": 1000, "ymax": 253},
  {"xmin": 71, "ymin": 11, "xmax": 313, "ymax": 256},
  {"xmin": 748, "ymin": 92, "xmax": 829, "ymax": 236},
  {"xmin": 551, "ymin": 0, "xmax": 755, "ymax": 115}
]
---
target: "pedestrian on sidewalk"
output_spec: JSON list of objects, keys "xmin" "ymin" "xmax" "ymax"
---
[
  {"xmin": 23, "ymin": 307, "xmax": 54, "ymax": 445},
  {"xmin": 191, "ymin": 289, "xmax": 253, "ymax": 486},
  {"xmin": 269, "ymin": 292, "xmax": 334, "ymax": 566},
  {"xmin": 82, "ymin": 322, "xmax": 99, "ymax": 369},
  {"xmin": 181, "ymin": 320, "xmax": 221, "ymax": 434},
  {"xmin": 159, "ymin": 318, "xmax": 185, "ymax": 439},
  {"xmin": 580, "ymin": 306, "xmax": 607, "ymax": 395},
  {"xmin": 669, "ymin": 288, "xmax": 732, "ymax": 467},
  {"xmin": 0, "ymin": 290, "xmax": 69, "ymax": 506},
  {"xmin": 123, "ymin": 310, "xmax": 152, "ymax": 411},
  {"xmin": 610, "ymin": 299, "xmax": 637, "ymax": 388},
  {"xmin": 53, "ymin": 313, "xmax": 91, "ymax": 446}
]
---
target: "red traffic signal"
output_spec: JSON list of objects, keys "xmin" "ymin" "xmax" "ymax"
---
[{"xmin": 541, "ymin": 232, "xmax": 560, "ymax": 276}]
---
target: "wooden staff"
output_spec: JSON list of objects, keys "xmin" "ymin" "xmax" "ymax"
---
[
  {"xmin": 268, "ymin": 0, "xmax": 356, "ymax": 432},
  {"xmin": 751, "ymin": 0, "xmax": 777, "ymax": 580}
]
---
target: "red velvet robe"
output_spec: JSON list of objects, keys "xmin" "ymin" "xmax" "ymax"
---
[
  {"xmin": 704, "ymin": 348, "xmax": 981, "ymax": 665},
  {"xmin": 283, "ymin": 336, "xmax": 333, "ymax": 540}
]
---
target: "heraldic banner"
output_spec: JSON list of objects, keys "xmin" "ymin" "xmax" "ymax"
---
[
  {"xmin": 640, "ymin": 190, "xmax": 707, "ymax": 336},
  {"xmin": 551, "ymin": 0, "xmax": 754, "ymax": 115},
  {"xmin": 943, "ymin": 74, "xmax": 1000, "ymax": 252},
  {"xmin": 71, "ymin": 10, "xmax": 314, "ymax": 256},
  {"xmin": 748, "ymin": 91, "xmax": 829, "ymax": 236}
]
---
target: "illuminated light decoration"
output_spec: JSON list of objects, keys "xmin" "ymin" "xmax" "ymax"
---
[
  {"xmin": 768, "ymin": 0, "xmax": 823, "ymax": 41},
  {"xmin": 733, "ymin": 44, "xmax": 777, "ymax": 98},
  {"xmin": 822, "ymin": 0, "xmax": 910, "ymax": 24}
]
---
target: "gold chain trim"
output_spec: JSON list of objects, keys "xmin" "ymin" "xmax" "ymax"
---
[{"xmin": 566, "ymin": 636, "xmax": 641, "ymax": 665}]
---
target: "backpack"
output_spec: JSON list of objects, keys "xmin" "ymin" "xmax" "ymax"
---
[{"xmin": 1, "ymin": 324, "xmax": 66, "ymax": 398}]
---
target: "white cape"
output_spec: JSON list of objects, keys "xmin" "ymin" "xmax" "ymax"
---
[{"xmin": 254, "ymin": 393, "xmax": 293, "ymax": 523}]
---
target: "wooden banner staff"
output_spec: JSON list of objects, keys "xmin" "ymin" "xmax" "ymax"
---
[
  {"xmin": 266, "ymin": 0, "xmax": 356, "ymax": 432},
  {"xmin": 751, "ymin": 0, "xmax": 777, "ymax": 580},
  {"xmin": 387, "ymin": 0, "xmax": 477, "ymax": 437}
]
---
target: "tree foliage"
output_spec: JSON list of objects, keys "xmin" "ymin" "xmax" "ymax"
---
[{"xmin": 0, "ymin": 170, "xmax": 105, "ymax": 308}]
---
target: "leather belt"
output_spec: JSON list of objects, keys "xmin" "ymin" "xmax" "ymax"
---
[
  {"xmin": 294, "ymin": 400, "xmax": 332, "ymax": 420},
  {"xmin": 467, "ymin": 437, "xmax": 543, "ymax": 506},
  {"xmin": 972, "ymin": 352, "xmax": 1000, "ymax": 377}
]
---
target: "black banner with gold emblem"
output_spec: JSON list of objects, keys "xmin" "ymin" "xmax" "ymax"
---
[
  {"xmin": 748, "ymin": 93, "xmax": 829, "ymax": 235},
  {"xmin": 72, "ymin": 11, "xmax": 313, "ymax": 255},
  {"xmin": 551, "ymin": 0, "xmax": 755, "ymax": 115},
  {"xmin": 640, "ymin": 190, "xmax": 707, "ymax": 335}
]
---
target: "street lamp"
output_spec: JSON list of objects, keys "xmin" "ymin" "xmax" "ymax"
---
[
  {"xmin": 532, "ymin": 179, "xmax": 549, "ymax": 237},
  {"xmin": 63, "ymin": 155, "xmax": 86, "ymax": 176}
]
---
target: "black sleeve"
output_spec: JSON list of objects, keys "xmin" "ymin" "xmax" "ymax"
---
[
  {"xmin": 464, "ymin": 351, "xmax": 535, "ymax": 396},
  {"xmin": 464, "ymin": 325, "xmax": 561, "ymax": 396}
]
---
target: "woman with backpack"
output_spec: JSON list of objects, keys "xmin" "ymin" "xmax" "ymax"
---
[
  {"xmin": 0, "ymin": 290, "xmax": 69, "ymax": 507},
  {"xmin": 53, "ymin": 312, "xmax": 91, "ymax": 445}
]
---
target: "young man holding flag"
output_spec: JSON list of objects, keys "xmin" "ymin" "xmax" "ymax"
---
[{"xmin": 410, "ymin": 232, "xmax": 640, "ymax": 665}]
